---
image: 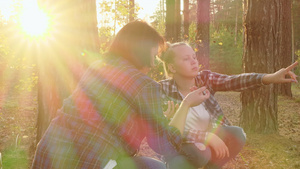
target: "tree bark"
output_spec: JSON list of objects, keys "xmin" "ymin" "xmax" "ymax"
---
[
  {"xmin": 183, "ymin": 0, "xmax": 190, "ymax": 41},
  {"xmin": 196, "ymin": 0, "xmax": 210, "ymax": 69},
  {"xmin": 36, "ymin": 0, "xmax": 99, "ymax": 143},
  {"xmin": 277, "ymin": 0, "xmax": 292, "ymax": 97},
  {"xmin": 166, "ymin": 0, "xmax": 176, "ymax": 42},
  {"xmin": 174, "ymin": 0, "xmax": 181, "ymax": 41},
  {"xmin": 166, "ymin": 0, "xmax": 181, "ymax": 42},
  {"xmin": 241, "ymin": 0, "xmax": 292, "ymax": 133}
]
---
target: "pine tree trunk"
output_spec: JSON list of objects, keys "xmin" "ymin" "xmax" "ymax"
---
[
  {"xmin": 36, "ymin": 0, "xmax": 99, "ymax": 143},
  {"xmin": 174, "ymin": 0, "xmax": 181, "ymax": 41},
  {"xmin": 166, "ymin": 0, "xmax": 176, "ymax": 42},
  {"xmin": 277, "ymin": 0, "xmax": 292, "ymax": 97},
  {"xmin": 241, "ymin": 0, "xmax": 292, "ymax": 133},
  {"xmin": 196, "ymin": 0, "xmax": 210, "ymax": 69},
  {"xmin": 183, "ymin": 0, "xmax": 190, "ymax": 41}
]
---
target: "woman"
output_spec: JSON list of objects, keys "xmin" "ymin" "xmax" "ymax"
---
[
  {"xmin": 159, "ymin": 42, "xmax": 298, "ymax": 169},
  {"xmin": 31, "ymin": 21, "xmax": 209, "ymax": 169}
]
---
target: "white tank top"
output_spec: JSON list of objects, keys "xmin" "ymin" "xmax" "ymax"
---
[
  {"xmin": 179, "ymin": 92, "xmax": 210, "ymax": 132},
  {"xmin": 184, "ymin": 103, "xmax": 210, "ymax": 131}
]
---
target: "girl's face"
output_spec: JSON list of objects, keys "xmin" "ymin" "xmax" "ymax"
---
[{"xmin": 169, "ymin": 45, "xmax": 199, "ymax": 78}]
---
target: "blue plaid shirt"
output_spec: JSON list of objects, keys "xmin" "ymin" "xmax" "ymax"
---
[
  {"xmin": 32, "ymin": 56, "xmax": 182, "ymax": 169},
  {"xmin": 159, "ymin": 70, "xmax": 265, "ymax": 143}
]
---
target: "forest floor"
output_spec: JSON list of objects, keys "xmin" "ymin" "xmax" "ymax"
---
[{"xmin": 0, "ymin": 68, "xmax": 300, "ymax": 169}]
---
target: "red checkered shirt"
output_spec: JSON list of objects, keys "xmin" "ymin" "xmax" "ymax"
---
[{"xmin": 159, "ymin": 70, "xmax": 265, "ymax": 143}]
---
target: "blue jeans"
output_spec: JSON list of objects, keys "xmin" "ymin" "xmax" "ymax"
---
[
  {"xmin": 115, "ymin": 156, "xmax": 166, "ymax": 169},
  {"xmin": 165, "ymin": 126, "xmax": 246, "ymax": 169}
]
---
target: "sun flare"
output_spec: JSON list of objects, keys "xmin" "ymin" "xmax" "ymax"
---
[{"xmin": 19, "ymin": 1, "xmax": 50, "ymax": 37}]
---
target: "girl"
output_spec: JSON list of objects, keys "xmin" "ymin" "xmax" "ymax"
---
[{"xmin": 159, "ymin": 42, "xmax": 298, "ymax": 169}]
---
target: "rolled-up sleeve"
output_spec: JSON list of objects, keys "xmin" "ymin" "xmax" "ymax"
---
[{"xmin": 134, "ymin": 82, "xmax": 182, "ymax": 155}]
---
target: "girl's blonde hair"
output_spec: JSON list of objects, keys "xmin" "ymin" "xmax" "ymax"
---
[{"xmin": 158, "ymin": 42, "xmax": 191, "ymax": 78}]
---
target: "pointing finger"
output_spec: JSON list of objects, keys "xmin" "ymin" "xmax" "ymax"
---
[{"xmin": 286, "ymin": 61, "xmax": 298, "ymax": 72}]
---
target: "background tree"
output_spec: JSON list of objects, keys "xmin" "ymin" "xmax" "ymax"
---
[
  {"xmin": 183, "ymin": 0, "xmax": 190, "ymax": 41},
  {"xmin": 277, "ymin": 0, "xmax": 293, "ymax": 97},
  {"xmin": 240, "ymin": 0, "xmax": 292, "ymax": 133},
  {"xmin": 293, "ymin": 0, "xmax": 300, "ymax": 73},
  {"xmin": 195, "ymin": 0, "xmax": 210, "ymax": 69},
  {"xmin": 165, "ymin": 0, "xmax": 181, "ymax": 42},
  {"xmin": 36, "ymin": 0, "xmax": 100, "ymax": 142}
]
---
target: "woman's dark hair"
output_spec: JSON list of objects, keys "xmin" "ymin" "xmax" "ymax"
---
[{"xmin": 108, "ymin": 20, "xmax": 165, "ymax": 69}]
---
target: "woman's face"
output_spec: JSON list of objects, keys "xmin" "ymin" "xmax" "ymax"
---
[{"xmin": 170, "ymin": 45, "xmax": 199, "ymax": 78}]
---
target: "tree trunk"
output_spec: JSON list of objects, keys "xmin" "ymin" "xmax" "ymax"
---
[
  {"xmin": 174, "ymin": 0, "xmax": 181, "ymax": 41},
  {"xmin": 277, "ymin": 0, "xmax": 292, "ymax": 97},
  {"xmin": 166, "ymin": 0, "xmax": 176, "ymax": 42},
  {"xmin": 183, "ymin": 0, "xmax": 190, "ymax": 41},
  {"xmin": 196, "ymin": 0, "xmax": 210, "ymax": 69},
  {"xmin": 234, "ymin": 0, "xmax": 239, "ymax": 45},
  {"xmin": 293, "ymin": 0, "xmax": 300, "ymax": 54},
  {"xmin": 241, "ymin": 0, "xmax": 292, "ymax": 133},
  {"xmin": 165, "ymin": 0, "xmax": 181, "ymax": 42},
  {"xmin": 129, "ymin": 0, "xmax": 135, "ymax": 22},
  {"xmin": 36, "ymin": 0, "xmax": 99, "ymax": 143}
]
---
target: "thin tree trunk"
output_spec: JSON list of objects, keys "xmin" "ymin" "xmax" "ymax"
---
[
  {"xmin": 166, "ymin": 0, "xmax": 176, "ymax": 42},
  {"xmin": 277, "ymin": 0, "xmax": 292, "ymax": 97},
  {"xmin": 234, "ymin": 0, "xmax": 238, "ymax": 45},
  {"xmin": 183, "ymin": 0, "xmax": 190, "ymax": 41},
  {"xmin": 196, "ymin": 0, "xmax": 210, "ymax": 69},
  {"xmin": 174, "ymin": 0, "xmax": 181, "ymax": 41},
  {"xmin": 211, "ymin": 2, "xmax": 215, "ymax": 28}
]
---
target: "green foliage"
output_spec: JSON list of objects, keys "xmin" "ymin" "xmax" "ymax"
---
[
  {"xmin": 14, "ymin": 72, "xmax": 38, "ymax": 92},
  {"xmin": 98, "ymin": 0, "xmax": 140, "ymax": 35},
  {"xmin": 188, "ymin": 22, "xmax": 197, "ymax": 44},
  {"xmin": 209, "ymin": 26, "xmax": 243, "ymax": 74},
  {"xmin": 2, "ymin": 147, "xmax": 29, "ymax": 169},
  {"xmin": 148, "ymin": 58, "xmax": 165, "ymax": 81},
  {"xmin": 98, "ymin": 26, "xmax": 113, "ymax": 55},
  {"xmin": 188, "ymin": 22, "xmax": 243, "ymax": 74},
  {"xmin": 0, "ymin": 31, "xmax": 11, "ymax": 66},
  {"xmin": 150, "ymin": 1, "xmax": 165, "ymax": 36},
  {"xmin": 212, "ymin": 0, "xmax": 243, "ymax": 31}
]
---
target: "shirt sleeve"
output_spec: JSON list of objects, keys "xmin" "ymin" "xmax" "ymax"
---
[
  {"xmin": 199, "ymin": 70, "xmax": 266, "ymax": 92},
  {"xmin": 134, "ymin": 82, "xmax": 182, "ymax": 155}
]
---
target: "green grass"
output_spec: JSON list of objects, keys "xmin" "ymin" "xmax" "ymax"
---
[
  {"xmin": 243, "ymin": 134, "xmax": 300, "ymax": 169},
  {"xmin": 2, "ymin": 147, "xmax": 29, "ymax": 169}
]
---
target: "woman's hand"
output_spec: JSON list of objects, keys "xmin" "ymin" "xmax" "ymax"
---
[
  {"xmin": 262, "ymin": 61, "xmax": 298, "ymax": 85},
  {"xmin": 206, "ymin": 132, "xmax": 229, "ymax": 159},
  {"xmin": 169, "ymin": 87, "xmax": 210, "ymax": 134},
  {"xmin": 183, "ymin": 86, "xmax": 210, "ymax": 107},
  {"xmin": 163, "ymin": 101, "xmax": 179, "ymax": 119}
]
